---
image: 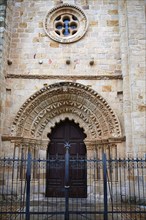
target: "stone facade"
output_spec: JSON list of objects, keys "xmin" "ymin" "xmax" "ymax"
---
[
  {"xmin": 0, "ymin": 0, "xmax": 6, "ymax": 148},
  {"xmin": 0, "ymin": 0, "xmax": 145, "ymax": 158}
]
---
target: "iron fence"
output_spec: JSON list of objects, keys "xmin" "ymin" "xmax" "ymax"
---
[{"xmin": 0, "ymin": 151, "xmax": 146, "ymax": 220}]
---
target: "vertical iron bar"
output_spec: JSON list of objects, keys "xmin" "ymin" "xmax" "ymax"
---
[
  {"xmin": 141, "ymin": 159, "xmax": 145, "ymax": 215},
  {"xmin": 137, "ymin": 158, "xmax": 142, "ymax": 220},
  {"xmin": 38, "ymin": 158, "xmax": 40, "ymax": 218},
  {"xmin": 20, "ymin": 150, "xmax": 24, "ymax": 219},
  {"xmin": 108, "ymin": 157, "xmax": 114, "ymax": 220},
  {"xmin": 128, "ymin": 158, "xmax": 132, "ymax": 219},
  {"xmin": 6, "ymin": 158, "xmax": 10, "ymax": 217},
  {"xmin": 103, "ymin": 153, "xmax": 108, "ymax": 220},
  {"xmin": 94, "ymin": 156, "xmax": 96, "ymax": 220},
  {"xmin": 119, "ymin": 159, "xmax": 123, "ymax": 220},
  {"xmin": 64, "ymin": 143, "xmax": 70, "ymax": 220},
  {"xmin": 123, "ymin": 158, "xmax": 127, "ymax": 215},
  {"xmin": 76, "ymin": 154, "xmax": 79, "ymax": 220},
  {"xmin": 0, "ymin": 159, "xmax": 4, "ymax": 218},
  {"xmin": 132, "ymin": 160, "xmax": 137, "ymax": 219},
  {"xmin": 25, "ymin": 152, "xmax": 32, "ymax": 220}
]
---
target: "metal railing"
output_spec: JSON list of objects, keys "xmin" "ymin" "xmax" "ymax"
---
[{"xmin": 0, "ymin": 151, "xmax": 146, "ymax": 220}]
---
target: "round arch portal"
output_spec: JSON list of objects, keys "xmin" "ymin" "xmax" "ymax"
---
[{"xmin": 11, "ymin": 82, "xmax": 122, "ymax": 141}]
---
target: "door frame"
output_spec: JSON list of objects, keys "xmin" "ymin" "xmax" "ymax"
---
[{"xmin": 46, "ymin": 119, "xmax": 87, "ymax": 198}]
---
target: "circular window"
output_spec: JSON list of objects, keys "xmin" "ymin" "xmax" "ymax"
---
[{"xmin": 44, "ymin": 4, "xmax": 88, "ymax": 43}]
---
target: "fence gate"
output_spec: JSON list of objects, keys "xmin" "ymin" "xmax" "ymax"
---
[{"xmin": 0, "ymin": 145, "xmax": 146, "ymax": 220}]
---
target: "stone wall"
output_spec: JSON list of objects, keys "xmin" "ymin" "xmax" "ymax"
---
[
  {"xmin": 0, "ymin": 0, "xmax": 145, "ymax": 156},
  {"xmin": 118, "ymin": 0, "xmax": 146, "ymax": 156},
  {"xmin": 6, "ymin": 0, "xmax": 121, "ymax": 76},
  {"xmin": 3, "ymin": 0, "xmax": 123, "ymax": 131},
  {"xmin": 126, "ymin": 0, "xmax": 146, "ymax": 156},
  {"xmin": 0, "ymin": 0, "xmax": 7, "ymax": 148}
]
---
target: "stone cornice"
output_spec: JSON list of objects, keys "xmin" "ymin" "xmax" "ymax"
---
[
  {"xmin": 1, "ymin": 135, "xmax": 125, "ymax": 151},
  {"xmin": 1, "ymin": 136, "xmax": 48, "ymax": 146},
  {"xmin": 2, "ymin": 135, "xmax": 125, "ymax": 143},
  {"xmin": 1, "ymin": 135, "xmax": 23, "ymax": 142},
  {"xmin": 6, "ymin": 74, "xmax": 123, "ymax": 80},
  {"xmin": 84, "ymin": 136, "xmax": 126, "ymax": 144}
]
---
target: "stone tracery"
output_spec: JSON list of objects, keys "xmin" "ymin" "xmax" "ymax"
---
[
  {"xmin": 44, "ymin": 3, "xmax": 88, "ymax": 43},
  {"xmin": 11, "ymin": 82, "xmax": 122, "ymax": 140}
]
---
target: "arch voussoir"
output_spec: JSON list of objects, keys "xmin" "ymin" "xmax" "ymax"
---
[{"xmin": 11, "ymin": 82, "xmax": 122, "ymax": 140}]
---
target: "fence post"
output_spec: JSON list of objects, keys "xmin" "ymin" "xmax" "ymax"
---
[
  {"xmin": 64, "ymin": 142, "xmax": 71, "ymax": 220},
  {"xmin": 103, "ymin": 153, "xmax": 108, "ymax": 220},
  {"xmin": 25, "ymin": 152, "xmax": 32, "ymax": 220}
]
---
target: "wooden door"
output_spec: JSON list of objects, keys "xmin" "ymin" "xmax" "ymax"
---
[{"xmin": 46, "ymin": 119, "xmax": 87, "ymax": 198}]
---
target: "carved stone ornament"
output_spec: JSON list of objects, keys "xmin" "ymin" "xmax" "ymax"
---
[
  {"xmin": 11, "ymin": 82, "xmax": 122, "ymax": 140},
  {"xmin": 44, "ymin": 4, "xmax": 88, "ymax": 43}
]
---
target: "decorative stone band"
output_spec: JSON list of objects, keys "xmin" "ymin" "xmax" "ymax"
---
[
  {"xmin": 1, "ymin": 136, "xmax": 125, "ymax": 159},
  {"xmin": 1, "ymin": 135, "xmax": 126, "ymax": 146},
  {"xmin": 43, "ymin": 3, "xmax": 88, "ymax": 43},
  {"xmin": 6, "ymin": 74, "xmax": 123, "ymax": 80},
  {"xmin": 1, "ymin": 136, "xmax": 48, "ymax": 150},
  {"xmin": 11, "ymin": 82, "xmax": 122, "ymax": 140}
]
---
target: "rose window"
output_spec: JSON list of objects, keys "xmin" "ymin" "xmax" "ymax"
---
[
  {"xmin": 44, "ymin": 4, "xmax": 88, "ymax": 43},
  {"xmin": 55, "ymin": 15, "xmax": 78, "ymax": 37}
]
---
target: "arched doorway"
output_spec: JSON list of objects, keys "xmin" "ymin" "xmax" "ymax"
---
[{"xmin": 46, "ymin": 119, "xmax": 87, "ymax": 198}]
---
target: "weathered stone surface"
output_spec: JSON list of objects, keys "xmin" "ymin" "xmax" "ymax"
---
[
  {"xmin": 138, "ymin": 105, "xmax": 146, "ymax": 112},
  {"xmin": 107, "ymin": 20, "xmax": 119, "ymax": 26},
  {"xmin": 102, "ymin": 85, "xmax": 112, "ymax": 92},
  {"xmin": 108, "ymin": 10, "xmax": 118, "ymax": 15},
  {"xmin": 50, "ymin": 42, "xmax": 59, "ymax": 48},
  {"xmin": 19, "ymin": 22, "xmax": 27, "ymax": 28},
  {"xmin": 0, "ymin": 0, "xmax": 145, "ymax": 159}
]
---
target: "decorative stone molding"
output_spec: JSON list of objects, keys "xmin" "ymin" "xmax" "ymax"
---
[
  {"xmin": 2, "ymin": 137, "xmax": 48, "ymax": 151},
  {"xmin": 84, "ymin": 137, "xmax": 125, "ymax": 145},
  {"xmin": 44, "ymin": 3, "xmax": 88, "ymax": 43},
  {"xmin": 6, "ymin": 74, "xmax": 123, "ymax": 80},
  {"xmin": 11, "ymin": 82, "xmax": 122, "ymax": 141}
]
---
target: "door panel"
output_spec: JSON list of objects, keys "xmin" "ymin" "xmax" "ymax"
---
[{"xmin": 46, "ymin": 119, "xmax": 87, "ymax": 198}]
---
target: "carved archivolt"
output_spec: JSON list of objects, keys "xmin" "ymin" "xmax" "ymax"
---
[{"xmin": 11, "ymin": 82, "xmax": 122, "ymax": 140}]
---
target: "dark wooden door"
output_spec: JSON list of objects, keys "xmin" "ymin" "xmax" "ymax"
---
[{"xmin": 46, "ymin": 119, "xmax": 87, "ymax": 198}]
